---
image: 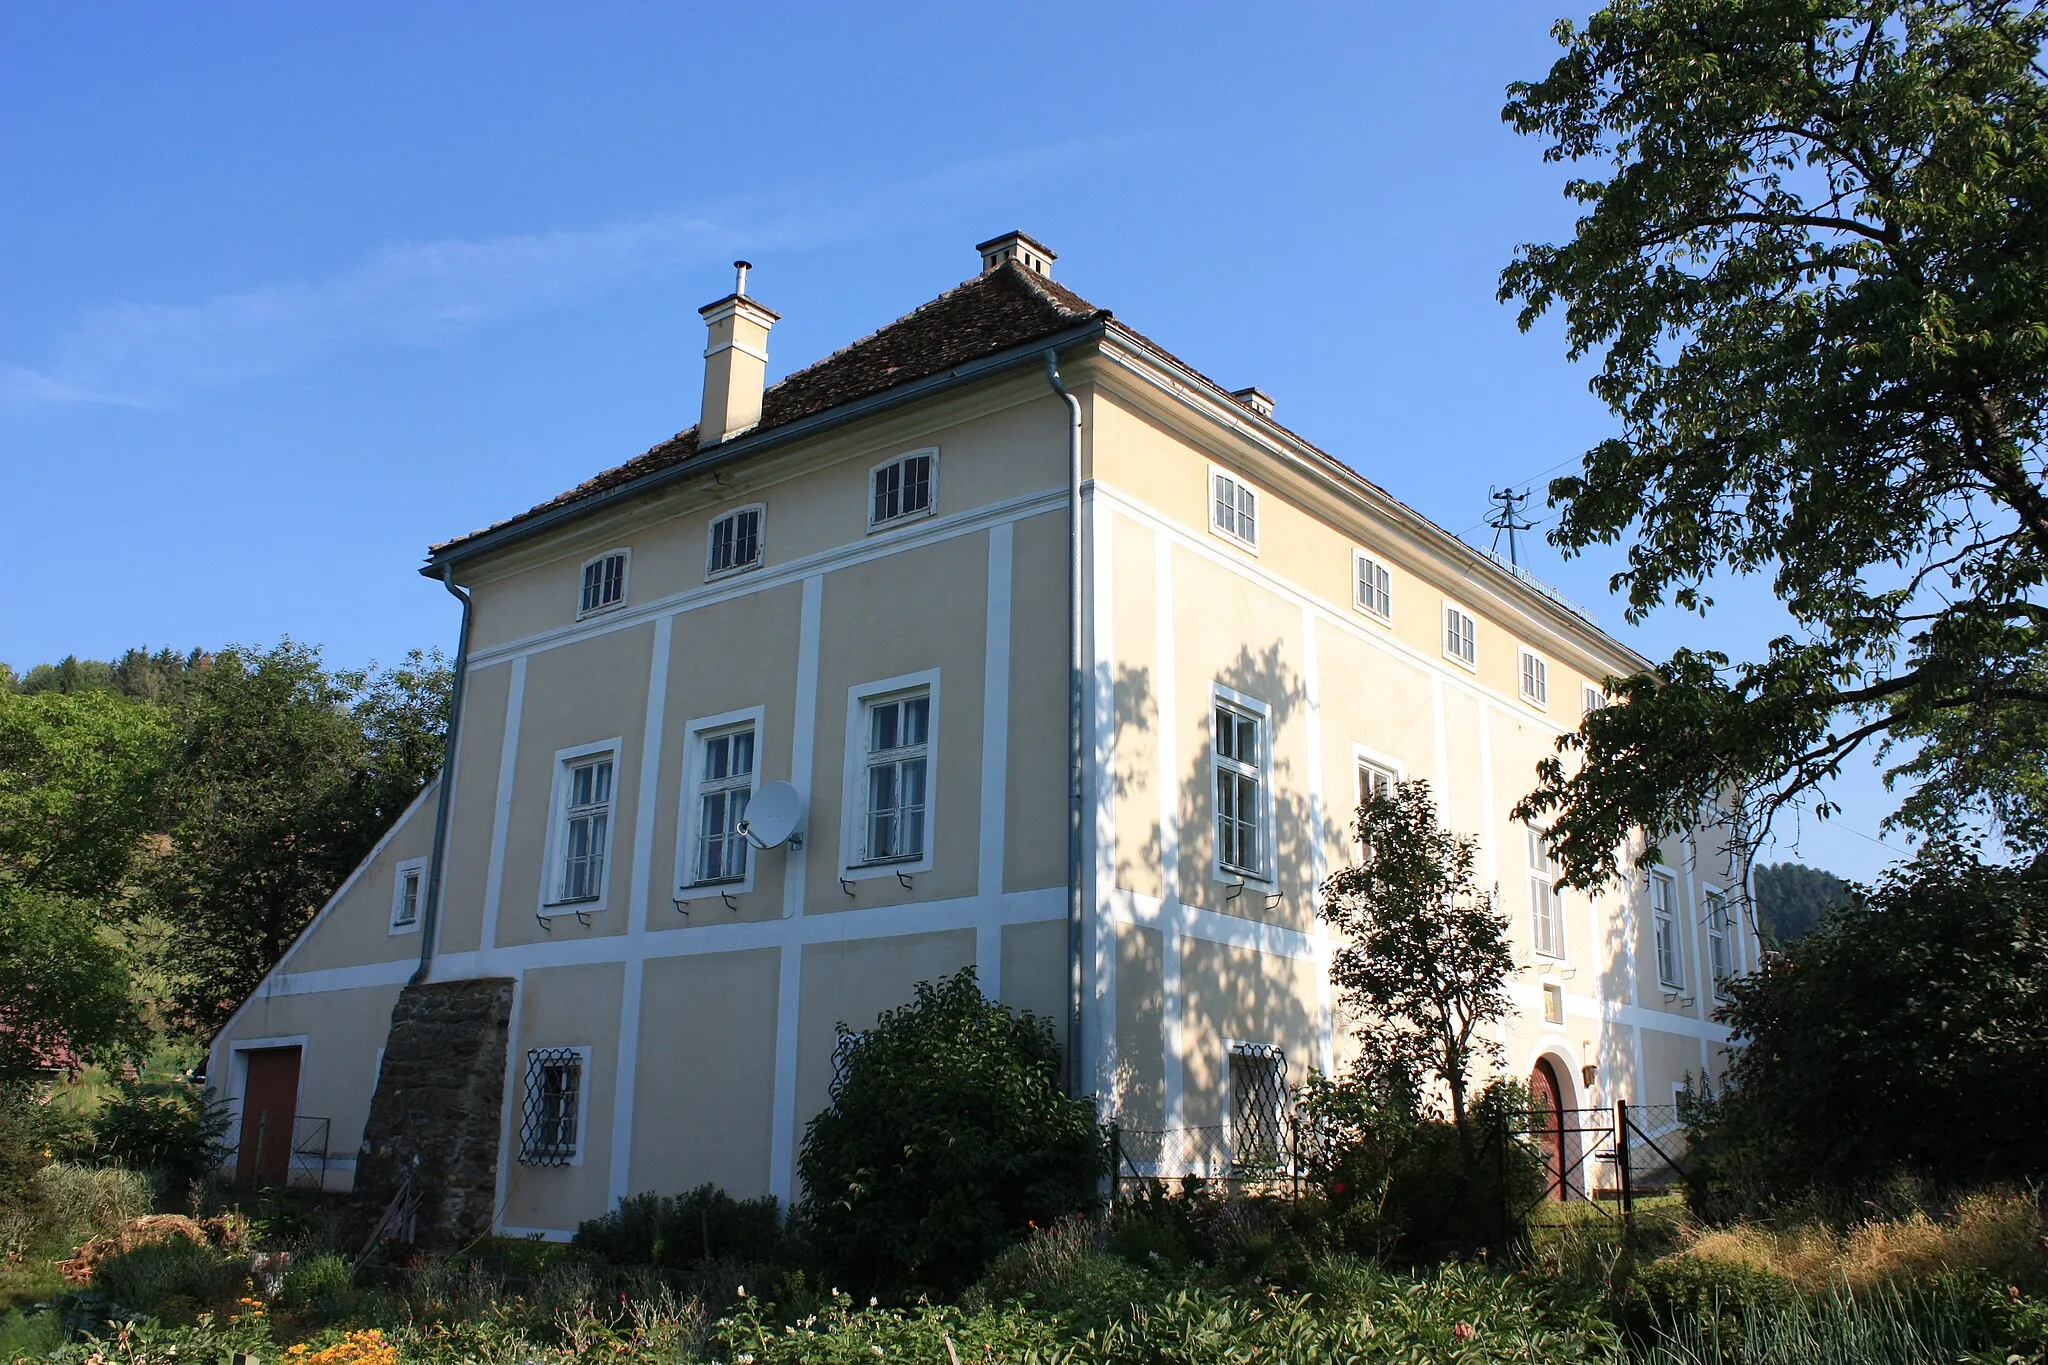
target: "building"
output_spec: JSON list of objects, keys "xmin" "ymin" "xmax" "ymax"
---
[{"xmin": 207, "ymin": 233, "xmax": 1752, "ymax": 1236}]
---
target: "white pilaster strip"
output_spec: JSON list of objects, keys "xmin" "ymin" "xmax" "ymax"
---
[
  {"xmin": 768, "ymin": 575, "xmax": 823, "ymax": 1207},
  {"xmin": 608, "ymin": 614, "xmax": 671, "ymax": 1210},
  {"xmin": 1479, "ymin": 703, "xmax": 1499, "ymax": 891},
  {"xmin": 976, "ymin": 523, "xmax": 1014, "ymax": 993},
  {"xmin": 1301, "ymin": 608, "xmax": 1334, "ymax": 1076},
  {"xmin": 479, "ymin": 657, "xmax": 527, "ymax": 954},
  {"xmin": 1090, "ymin": 494, "xmax": 1118, "ymax": 1100},
  {"xmin": 1432, "ymin": 675, "xmax": 1450, "ymax": 795},
  {"xmin": 1155, "ymin": 532, "xmax": 1183, "ymax": 1131}
]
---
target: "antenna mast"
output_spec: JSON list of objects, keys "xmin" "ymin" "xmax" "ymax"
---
[{"xmin": 1487, "ymin": 487, "xmax": 1535, "ymax": 569}]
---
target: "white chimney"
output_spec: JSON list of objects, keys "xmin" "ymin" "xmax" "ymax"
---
[
  {"xmin": 975, "ymin": 231, "xmax": 1057, "ymax": 278},
  {"xmin": 1232, "ymin": 387, "xmax": 1275, "ymax": 418},
  {"xmin": 698, "ymin": 261, "xmax": 780, "ymax": 445}
]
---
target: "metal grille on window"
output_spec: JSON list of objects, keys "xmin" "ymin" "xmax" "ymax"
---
[
  {"xmin": 519, "ymin": 1048, "xmax": 583, "ymax": 1167},
  {"xmin": 1214, "ymin": 705, "xmax": 1262, "ymax": 875},
  {"xmin": 694, "ymin": 729, "xmax": 754, "ymax": 883},
  {"xmin": 829, "ymin": 1030, "xmax": 865, "ymax": 1092},
  {"xmin": 1228, "ymin": 1043, "xmax": 1287, "ymax": 1170},
  {"xmin": 560, "ymin": 757, "xmax": 612, "ymax": 902},
  {"xmin": 1528, "ymin": 826, "xmax": 1563, "ymax": 959},
  {"xmin": 862, "ymin": 694, "xmax": 928, "ymax": 862}
]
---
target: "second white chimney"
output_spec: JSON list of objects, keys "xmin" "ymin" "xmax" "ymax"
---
[{"xmin": 698, "ymin": 261, "xmax": 780, "ymax": 445}]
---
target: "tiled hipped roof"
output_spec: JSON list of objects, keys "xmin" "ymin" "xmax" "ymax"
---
[{"xmin": 430, "ymin": 262, "xmax": 1109, "ymax": 555}]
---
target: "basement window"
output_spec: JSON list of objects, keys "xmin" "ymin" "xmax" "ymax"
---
[
  {"xmin": 1227, "ymin": 1042, "xmax": 1287, "ymax": 1171},
  {"xmin": 578, "ymin": 550, "xmax": 630, "ymax": 619},
  {"xmin": 870, "ymin": 449, "xmax": 937, "ymax": 529},
  {"xmin": 518, "ymin": 1046, "xmax": 588, "ymax": 1166},
  {"xmin": 707, "ymin": 505, "xmax": 765, "ymax": 579}
]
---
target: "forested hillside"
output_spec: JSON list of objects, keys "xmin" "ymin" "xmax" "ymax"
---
[{"xmin": 1751, "ymin": 861, "xmax": 1854, "ymax": 946}]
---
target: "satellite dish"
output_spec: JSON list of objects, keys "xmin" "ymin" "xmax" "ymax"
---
[{"xmin": 740, "ymin": 781, "xmax": 804, "ymax": 850}]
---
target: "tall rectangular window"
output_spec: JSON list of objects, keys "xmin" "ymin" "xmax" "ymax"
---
[
  {"xmin": 1358, "ymin": 760, "xmax": 1395, "ymax": 808},
  {"xmin": 1583, "ymin": 684, "xmax": 1606, "ymax": 715},
  {"xmin": 556, "ymin": 755, "xmax": 614, "ymax": 903},
  {"xmin": 1354, "ymin": 550, "xmax": 1392, "ymax": 620},
  {"xmin": 1214, "ymin": 701, "xmax": 1265, "ymax": 877},
  {"xmin": 1651, "ymin": 873, "xmax": 1683, "ymax": 989},
  {"xmin": 870, "ymin": 449, "xmax": 936, "ymax": 528},
  {"xmin": 579, "ymin": 551, "xmax": 629, "ymax": 617},
  {"xmin": 861, "ymin": 693, "xmax": 929, "ymax": 863},
  {"xmin": 1211, "ymin": 469, "xmax": 1259, "ymax": 549},
  {"xmin": 518, "ymin": 1047, "xmax": 585, "ymax": 1166},
  {"xmin": 707, "ymin": 506, "xmax": 764, "ymax": 578},
  {"xmin": 1444, "ymin": 604, "xmax": 1477, "ymax": 666},
  {"xmin": 1705, "ymin": 889, "xmax": 1734, "ymax": 993},
  {"xmin": 390, "ymin": 858, "xmax": 425, "ymax": 932},
  {"xmin": 1528, "ymin": 826, "xmax": 1563, "ymax": 959},
  {"xmin": 1520, "ymin": 650, "xmax": 1549, "ymax": 705},
  {"xmin": 1227, "ymin": 1043, "xmax": 1286, "ymax": 1170},
  {"xmin": 692, "ymin": 727, "xmax": 755, "ymax": 884}
]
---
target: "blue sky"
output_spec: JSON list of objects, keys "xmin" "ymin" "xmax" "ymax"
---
[{"xmin": 0, "ymin": 3, "xmax": 1909, "ymax": 879}]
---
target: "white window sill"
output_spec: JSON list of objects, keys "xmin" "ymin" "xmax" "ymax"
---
[
  {"xmin": 575, "ymin": 602, "xmax": 627, "ymax": 623},
  {"xmin": 866, "ymin": 509, "xmax": 935, "ymax": 534},
  {"xmin": 705, "ymin": 560, "xmax": 763, "ymax": 583}
]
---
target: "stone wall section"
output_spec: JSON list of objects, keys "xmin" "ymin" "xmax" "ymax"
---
[{"xmin": 356, "ymin": 977, "xmax": 515, "ymax": 1247}]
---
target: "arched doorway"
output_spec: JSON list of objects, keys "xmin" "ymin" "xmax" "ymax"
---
[{"xmin": 1529, "ymin": 1057, "xmax": 1567, "ymax": 1201}]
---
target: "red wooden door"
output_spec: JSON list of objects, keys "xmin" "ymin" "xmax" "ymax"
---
[
  {"xmin": 1529, "ymin": 1058, "xmax": 1566, "ymax": 1201},
  {"xmin": 238, "ymin": 1047, "xmax": 301, "ymax": 1186}
]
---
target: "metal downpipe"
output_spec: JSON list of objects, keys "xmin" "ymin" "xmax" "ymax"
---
[
  {"xmin": 411, "ymin": 565, "xmax": 472, "ymax": 987},
  {"xmin": 1043, "ymin": 350, "xmax": 1086, "ymax": 1097}
]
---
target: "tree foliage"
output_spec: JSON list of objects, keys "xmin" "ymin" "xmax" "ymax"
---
[
  {"xmin": 0, "ymin": 887, "xmax": 146, "ymax": 1084},
  {"xmin": 796, "ymin": 968, "xmax": 1103, "ymax": 1294},
  {"xmin": 1501, "ymin": 0, "xmax": 2048, "ymax": 884},
  {"xmin": 1689, "ymin": 841, "xmax": 2048, "ymax": 1213},
  {"xmin": 1751, "ymin": 860, "xmax": 1854, "ymax": 943},
  {"xmin": 1317, "ymin": 780, "xmax": 1517, "ymax": 1135}
]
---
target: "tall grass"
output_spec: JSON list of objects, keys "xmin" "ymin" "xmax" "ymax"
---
[{"xmin": 1632, "ymin": 1280, "xmax": 1979, "ymax": 1364}]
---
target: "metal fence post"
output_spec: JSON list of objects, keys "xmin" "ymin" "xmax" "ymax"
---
[
  {"xmin": 1107, "ymin": 1120, "xmax": 1121, "ymax": 1215},
  {"xmin": 1616, "ymin": 1099, "xmax": 1634, "ymax": 1237}
]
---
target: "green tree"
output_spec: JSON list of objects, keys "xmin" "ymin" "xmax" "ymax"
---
[
  {"xmin": 1500, "ymin": 0, "xmax": 2048, "ymax": 885},
  {"xmin": 1317, "ymin": 780, "xmax": 1517, "ymax": 1138},
  {"xmin": 0, "ymin": 689, "xmax": 173, "ymax": 902},
  {"xmin": 0, "ymin": 887, "xmax": 146, "ymax": 1083},
  {"xmin": 796, "ymin": 968, "xmax": 1102, "ymax": 1294},
  {"xmin": 145, "ymin": 642, "xmax": 448, "ymax": 1034},
  {"xmin": 1751, "ymin": 860, "xmax": 1853, "ymax": 943},
  {"xmin": 1689, "ymin": 841, "xmax": 2048, "ymax": 1211}
]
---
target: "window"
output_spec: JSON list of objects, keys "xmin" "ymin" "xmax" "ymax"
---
[
  {"xmin": 1213, "ymin": 698, "xmax": 1267, "ymax": 879},
  {"xmin": 1520, "ymin": 649, "xmax": 1549, "ymax": 706},
  {"xmin": 390, "ymin": 857, "xmax": 426, "ymax": 934},
  {"xmin": 860, "ymin": 692, "xmax": 930, "ymax": 864},
  {"xmin": 1583, "ymin": 684, "xmax": 1606, "ymax": 716},
  {"xmin": 1443, "ymin": 603, "xmax": 1477, "ymax": 667},
  {"xmin": 707, "ymin": 505, "xmax": 764, "ymax": 578},
  {"xmin": 691, "ymin": 726, "xmax": 756, "ymax": 885},
  {"xmin": 1651, "ymin": 873, "xmax": 1684, "ymax": 990},
  {"xmin": 1542, "ymin": 982, "xmax": 1565, "ymax": 1026},
  {"xmin": 1353, "ymin": 550, "xmax": 1392, "ymax": 620},
  {"xmin": 1705, "ymin": 889, "xmax": 1734, "ymax": 994},
  {"xmin": 1210, "ymin": 468, "xmax": 1259, "ymax": 549},
  {"xmin": 518, "ymin": 1047, "xmax": 587, "ymax": 1166},
  {"xmin": 870, "ymin": 449, "xmax": 937, "ymax": 529},
  {"xmin": 1528, "ymin": 826, "xmax": 1563, "ymax": 959},
  {"xmin": 1358, "ymin": 760, "xmax": 1395, "ymax": 808},
  {"xmin": 550, "ymin": 750, "xmax": 616, "ymax": 906},
  {"xmin": 1227, "ymin": 1042, "xmax": 1287, "ymax": 1170},
  {"xmin": 578, "ymin": 550, "xmax": 629, "ymax": 618}
]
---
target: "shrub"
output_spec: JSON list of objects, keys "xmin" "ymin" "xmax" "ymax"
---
[
  {"xmin": 90, "ymin": 1235, "xmax": 249, "ymax": 1318},
  {"xmin": 972, "ymin": 1216, "xmax": 1151, "ymax": 1322},
  {"xmin": 796, "ymin": 968, "xmax": 1104, "ymax": 1294},
  {"xmin": 278, "ymin": 1253, "xmax": 359, "ymax": 1323},
  {"xmin": 87, "ymin": 1079, "xmax": 229, "ymax": 1192},
  {"xmin": 573, "ymin": 1184, "xmax": 794, "ymax": 1270},
  {"xmin": 0, "ymin": 1307, "xmax": 66, "ymax": 1359}
]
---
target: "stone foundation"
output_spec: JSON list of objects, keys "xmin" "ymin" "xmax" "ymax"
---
[{"xmin": 355, "ymin": 977, "xmax": 514, "ymax": 1247}]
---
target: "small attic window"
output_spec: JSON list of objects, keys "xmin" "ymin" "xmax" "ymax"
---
[
  {"xmin": 579, "ymin": 550, "xmax": 629, "ymax": 619},
  {"xmin": 707, "ymin": 506, "xmax": 765, "ymax": 579}
]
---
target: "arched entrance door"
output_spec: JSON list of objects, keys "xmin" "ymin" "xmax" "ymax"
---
[{"xmin": 1529, "ymin": 1057, "xmax": 1566, "ymax": 1201}]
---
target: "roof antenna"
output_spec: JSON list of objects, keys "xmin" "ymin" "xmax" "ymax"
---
[
  {"xmin": 733, "ymin": 260, "xmax": 752, "ymax": 297},
  {"xmin": 1487, "ymin": 486, "xmax": 1535, "ymax": 568}
]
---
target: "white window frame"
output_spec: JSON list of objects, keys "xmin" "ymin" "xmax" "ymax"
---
[
  {"xmin": 577, "ymin": 549, "xmax": 631, "ymax": 620},
  {"xmin": 1349, "ymin": 742, "xmax": 1402, "ymax": 851},
  {"xmin": 539, "ymin": 739, "xmax": 622, "ymax": 917},
  {"xmin": 1583, "ymin": 684, "xmax": 1606, "ymax": 716},
  {"xmin": 705, "ymin": 503, "xmax": 767, "ymax": 580},
  {"xmin": 1223, "ymin": 1038, "xmax": 1288, "ymax": 1171},
  {"xmin": 674, "ymin": 706, "xmax": 766, "ymax": 904},
  {"xmin": 1208, "ymin": 464, "xmax": 1261, "ymax": 553},
  {"xmin": 1541, "ymin": 982, "xmax": 1565, "ymax": 1026},
  {"xmin": 388, "ymin": 856, "xmax": 427, "ymax": 935},
  {"xmin": 867, "ymin": 447, "xmax": 939, "ymax": 531},
  {"xmin": 840, "ymin": 669, "xmax": 940, "ymax": 881},
  {"xmin": 1650, "ymin": 871, "xmax": 1684, "ymax": 991},
  {"xmin": 1442, "ymin": 601, "xmax": 1478, "ymax": 670},
  {"xmin": 1527, "ymin": 825, "xmax": 1565, "ymax": 960},
  {"xmin": 520, "ymin": 1044, "xmax": 592, "ymax": 1167},
  {"xmin": 1352, "ymin": 548, "xmax": 1393, "ymax": 623},
  {"xmin": 1211, "ymin": 685, "xmax": 1276, "ymax": 886},
  {"xmin": 1519, "ymin": 648, "xmax": 1549, "ymax": 708},
  {"xmin": 1703, "ymin": 884, "xmax": 1734, "ymax": 997}
]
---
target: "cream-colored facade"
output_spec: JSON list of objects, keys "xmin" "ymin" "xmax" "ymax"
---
[{"xmin": 210, "ymin": 235, "xmax": 1750, "ymax": 1233}]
